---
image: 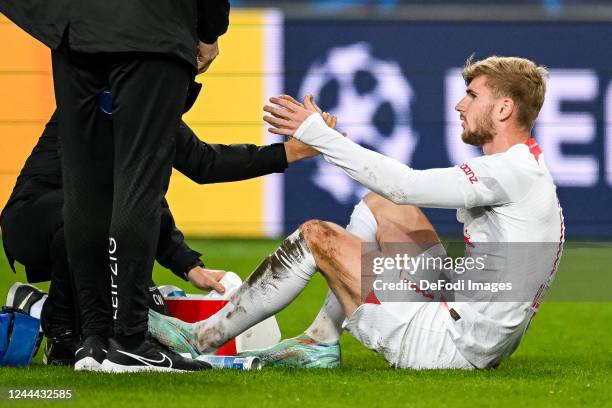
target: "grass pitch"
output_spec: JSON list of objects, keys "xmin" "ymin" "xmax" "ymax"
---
[{"xmin": 0, "ymin": 238, "xmax": 610, "ymax": 408}]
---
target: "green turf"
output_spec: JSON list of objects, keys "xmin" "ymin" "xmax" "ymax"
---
[{"xmin": 0, "ymin": 238, "xmax": 610, "ymax": 408}]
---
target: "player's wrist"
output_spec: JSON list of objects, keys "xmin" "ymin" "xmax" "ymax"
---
[{"xmin": 293, "ymin": 112, "xmax": 322, "ymax": 141}]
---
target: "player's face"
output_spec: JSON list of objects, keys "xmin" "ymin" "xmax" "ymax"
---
[{"xmin": 455, "ymin": 75, "xmax": 496, "ymax": 147}]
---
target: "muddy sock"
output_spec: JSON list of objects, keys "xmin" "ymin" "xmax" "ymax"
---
[
  {"xmin": 304, "ymin": 200, "xmax": 379, "ymax": 343},
  {"xmin": 303, "ymin": 290, "xmax": 345, "ymax": 344},
  {"xmin": 194, "ymin": 230, "xmax": 316, "ymax": 353}
]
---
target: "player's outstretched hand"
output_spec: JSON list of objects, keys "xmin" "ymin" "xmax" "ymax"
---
[
  {"xmin": 277, "ymin": 95, "xmax": 339, "ymax": 129},
  {"xmin": 187, "ymin": 266, "xmax": 226, "ymax": 293},
  {"xmin": 277, "ymin": 95, "xmax": 341, "ymax": 162},
  {"xmin": 264, "ymin": 94, "xmax": 320, "ymax": 136}
]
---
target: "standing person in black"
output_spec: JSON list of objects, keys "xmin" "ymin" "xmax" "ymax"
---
[
  {"xmin": 1, "ymin": 83, "xmax": 322, "ymax": 366},
  {"xmin": 1, "ymin": 0, "xmax": 231, "ymax": 372}
]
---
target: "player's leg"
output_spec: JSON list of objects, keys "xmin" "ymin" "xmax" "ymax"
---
[
  {"xmin": 365, "ymin": 191, "xmax": 440, "ymax": 248},
  {"xmin": 304, "ymin": 193, "xmax": 440, "ymax": 343},
  {"xmin": 237, "ymin": 200, "xmax": 380, "ymax": 367},
  {"xmin": 149, "ymin": 195, "xmax": 439, "ymax": 355},
  {"xmin": 147, "ymin": 197, "xmax": 414, "ymax": 355},
  {"xmin": 147, "ymin": 223, "xmax": 362, "ymax": 355},
  {"xmin": 241, "ymin": 193, "xmax": 442, "ymax": 367},
  {"xmin": 340, "ymin": 197, "xmax": 471, "ymax": 369}
]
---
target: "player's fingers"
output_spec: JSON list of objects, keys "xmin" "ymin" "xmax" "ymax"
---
[
  {"xmin": 309, "ymin": 94, "xmax": 323, "ymax": 114},
  {"xmin": 330, "ymin": 115, "xmax": 338, "ymax": 129},
  {"xmin": 270, "ymin": 96, "xmax": 297, "ymax": 112},
  {"xmin": 263, "ymin": 114, "xmax": 293, "ymax": 129},
  {"xmin": 308, "ymin": 99, "xmax": 323, "ymax": 114},
  {"xmin": 278, "ymin": 95, "xmax": 304, "ymax": 107},
  {"xmin": 341, "ymin": 131, "xmax": 348, "ymax": 137},
  {"xmin": 263, "ymin": 105, "xmax": 292, "ymax": 120},
  {"xmin": 197, "ymin": 59, "xmax": 214, "ymax": 75},
  {"xmin": 209, "ymin": 278, "xmax": 225, "ymax": 294},
  {"xmin": 322, "ymin": 112, "xmax": 334, "ymax": 128},
  {"xmin": 268, "ymin": 127, "xmax": 293, "ymax": 136},
  {"xmin": 304, "ymin": 94, "xmax": 316, "ymax": 111}
]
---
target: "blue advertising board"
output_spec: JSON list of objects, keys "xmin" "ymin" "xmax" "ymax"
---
[{"xmin": 282, "ymin": 21, "xmax": 612, "ymax": 238}]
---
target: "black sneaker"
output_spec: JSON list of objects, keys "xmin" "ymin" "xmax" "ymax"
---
[
  {"xmin": 44, "ymin": 331, "xmax": 78, "ymax": 366},
  {"xmin": 100, "ymin": 336, "xmax": 212, "ymax": 373},
  {"xmin": 74, "ymin": 335, "xmax": 108, "ymax": 371},
  {"xmin": 6, "ymin": 282, "xmax": 46, "ymax": 313}
]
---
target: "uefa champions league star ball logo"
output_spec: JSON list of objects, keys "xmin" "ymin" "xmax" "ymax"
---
[{"xmin": 299, "ymin": 43, "xmax": 418, "ymax": 204}]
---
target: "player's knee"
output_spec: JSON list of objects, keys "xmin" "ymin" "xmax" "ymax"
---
[
  {"xmin": 300, "ymin": 219, "xmax": 328, "ymax": 243},
  {"xmin": 299, "ymin": 219, "xmax": 340, "ymax": 254}
]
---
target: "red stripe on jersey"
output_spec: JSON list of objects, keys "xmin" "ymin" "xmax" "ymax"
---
[
  {"xmin": 463, "ymin": 234, "xmax": 475, "ymax": 248},
  {"xmin": 525, "ymin": 138, "xmax": 542, "ymax": 162},
  {"xmin": 550, "ymin": 201, "xmax": 566, "ymax": 278},
  {"xmin": 364, "ymin": 290, "xmax": 381, "ymax": 305},
  {"xmin": 531, "ymin": 201, "xmax": 565, "ymax": 311}
]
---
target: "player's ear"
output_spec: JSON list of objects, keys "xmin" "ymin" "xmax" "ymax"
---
[{"xmin": 497, "ymin": 98, "xmax": 514, "ymax": 122}]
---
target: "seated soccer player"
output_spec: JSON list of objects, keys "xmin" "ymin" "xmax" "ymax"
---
[
  {"xmin": 148, "ymin": 56, "xmax": 565, "ymax": 370},
  {"xmin": 1, "ymin": 82, "xmax": 333, "ymax": 369}
]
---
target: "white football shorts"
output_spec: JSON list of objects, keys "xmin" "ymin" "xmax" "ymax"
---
[{"xmin": 344, "ymin": 301, "xmax": 474, "ymax": 369}]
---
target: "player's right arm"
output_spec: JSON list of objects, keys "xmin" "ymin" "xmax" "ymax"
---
[
  {"xmin": 264, "ymin": 97, "xmax": 530, "ymax": 209},
  {"xmin": 295, "ymin": 113, "xmax": 533, "ymax": 209}
]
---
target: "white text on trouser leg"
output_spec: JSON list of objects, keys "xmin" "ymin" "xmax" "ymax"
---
[{"xmin": 109, "ymin": 237, "xmax": 119, "ymax": 320}]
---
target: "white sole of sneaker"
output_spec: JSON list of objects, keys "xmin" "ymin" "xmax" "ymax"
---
[
  {"xmin": 74, "ymin": 357, "xmax": 102, "ymax": 372},
  {"xmin": 99, "ymin": 359, "xmax": 187, "ymax": 373}
]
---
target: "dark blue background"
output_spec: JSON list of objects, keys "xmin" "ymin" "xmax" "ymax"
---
[{"xmin": 282, "ymin": 21, "xmax": 612, "ymax": 238}]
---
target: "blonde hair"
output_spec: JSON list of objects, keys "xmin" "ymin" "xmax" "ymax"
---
[{"xmin": 462, "ymin": 56, "xmax": 548, "ymax": 130}]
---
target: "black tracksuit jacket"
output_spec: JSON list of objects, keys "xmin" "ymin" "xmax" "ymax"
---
[
  {"xmin": 0, "ymin": 1, "xmax": 230, "ymax": 68},
  {"xmin": 1, "ymin": 111, "xmax": 287, "ymax": 280}
]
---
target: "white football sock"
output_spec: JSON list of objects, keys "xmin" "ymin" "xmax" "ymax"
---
[
  {"xmin": 194, "ymin": 229, "xmax": 317, "ymax": 353},
  {"xmin": 304, "ymin": 200, "xmax": 378, "ymax": 343}
]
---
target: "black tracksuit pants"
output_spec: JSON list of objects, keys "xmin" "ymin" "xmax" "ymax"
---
[{"xmin": 52, "ymin": 42, "xmax": 190, "ymax": 338}]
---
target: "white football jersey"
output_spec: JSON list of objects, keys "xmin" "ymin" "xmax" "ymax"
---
[{"xmin": 295, "ymin": 113, "xmax": 565, "ymax": 368}]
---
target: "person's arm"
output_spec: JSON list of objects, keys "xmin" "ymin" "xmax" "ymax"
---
[
  {"xmin": 297, "ymin": 114, "xmax": 524, "ymax": 209},
  {"xmin": 173, "ymin": 121, "xmax": 290, "ymax": 184},
  {"xmin": 265, "ymin": 97, "xmax": 528, "ymax": 209}
]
